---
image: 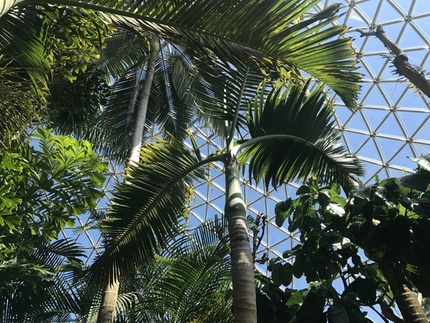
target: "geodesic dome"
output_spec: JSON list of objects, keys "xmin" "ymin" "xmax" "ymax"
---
[{"xmin": 62, "ymin": 0, "xmax": 430, "ymax": 275}]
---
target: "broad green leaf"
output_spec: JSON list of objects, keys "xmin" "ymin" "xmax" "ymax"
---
[
  {"xmin": 344, "ymin": 277, "xmax": 376, "ymax": 305},
  {"xmin": 271, "ymin": 262, "xmax": 293, "ymax": 287},
  {"xmin": 297, "ymin": 185, "xmax": 311, "ymax": 195},
  {"xmin": 287, "ymin": 291, "xmax": 304, "ymax": 306},
  {"xmin": 274, "ymin": 198, "xmax": 293, "ymax": 227},
  {"xmin": 328, "ymin": 305, "xmax": 349, "ymax": 323}
]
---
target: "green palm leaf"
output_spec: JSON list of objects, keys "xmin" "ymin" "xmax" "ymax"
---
[
  {"xmin": 0, "ymin": 238, "xmax": 84, "ymax": 321},
  {"xmin": 4, "ymin": 0, "xmax": 360, "ymax": 109},
  {"xmin": 239, "ymin": 81, "xmax": 364, "ymax": 189},
  {"xmin": 0, "ymin": 6, "xmax": 48, "ymax": 84},
  {"xmin": 95, "ymin": 49, "xmax": 203, "ymax": 160},
  {"xmin": 109, "ymin": 0, "xmax": 361, "ymax": 109},
  {"xmin": 191, "ymin": 59, "xmax": 269, "ymax": 137},
  {"xmin": 148, "ymin": 49, "xmax": 197, "ymax": 141},
  {"xmin": 115, "ymin": 221, "xmax": 232, "ymax": 323},
  {"xmin": 0, "ymin": 61, "xmax": 39, "ymax": 147},
  {"xmin": 87, "ymin": 137, "xmax": 208, "ymax": 286},
  {"xmin": 0, "ymin": 7, "xmax": 47, "ymax": 144},
  {"xmin": 98, "ymin": 27, "xmax": 150, "ymax": 81},
  {"xmin": 95, "ymin": 69, "xmax": 141, "ymax": 160}
]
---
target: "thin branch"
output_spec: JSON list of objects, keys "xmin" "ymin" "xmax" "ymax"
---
[
  {"xmin": 357, "ymin": 25, "xmax": 430, "ymax": 97},
  {"xmin": 251, "ymin": 213, "xmax": 268, "ymax": 264},
  {"xmin": 376, "ymin": 297, "xmax": 404, "ymax": 323},
  {"xmin": 368, "ymin": 303, "xmax": 390, "ymax": 323}
]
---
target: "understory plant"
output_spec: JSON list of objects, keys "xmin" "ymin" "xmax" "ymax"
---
[{"xmin": 268, "ymin": 155, "xmax": 430, "ymax": 322}]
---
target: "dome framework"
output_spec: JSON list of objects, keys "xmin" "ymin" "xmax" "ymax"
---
[{"xmin": 62, "ymin": 0, "xmax": 430, "ymax": 276}]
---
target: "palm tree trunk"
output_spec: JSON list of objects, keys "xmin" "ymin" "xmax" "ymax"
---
[
  {"xmin": 224, "ymin": 153, "xmax": 257, "ymax": 323},
  {"xmin": 381, "ymin": 263, "xmax": 428, "ymax": 323},
  {"xmin": 129, "ymin": 35, "xmax": 159, "ymax": 163},
  {"xmin": 97, "ymin": 280, "xmax": 119, "ymax": 323},
  {"xmin": 392, "ymin": 284, "xmax": 428, "ymax": 323},
  {"xmin": 97, "ymin": 35, "xmax": 159, "ymax": 323}
]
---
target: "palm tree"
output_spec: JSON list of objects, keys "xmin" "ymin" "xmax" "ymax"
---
[
  {"xmin": 112, "ymin": 221, "xmax": 232, "ymax": 322},
  {"xmin": 87, "ymin": 77, "xmax": 364, "ymax": 322},
  {"xmin": 1, "ymin": 0, "xmax": 361, "ymax": 112},
  {"xmin": 2, "ymin": 1, "xmax": 363, "ymax": 321},
  {"xmin": 0, "ymin": 5, "xmax": 113, "ymax": 147}
]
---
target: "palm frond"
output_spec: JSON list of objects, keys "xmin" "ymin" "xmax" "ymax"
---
[
  {"xmin": 99, "ymin": 27, "xmax": 150, "ymax": 81},
  {"xmin": 95, "ymin": 69, "xmax": 141, "ymax": 160},
  {"xmin": 95, "ymin": 46, "xmax": 242, "ymax": 160},
  {"xmin": 148, "ymin": 49, "xmax": 196, "ymax": 141},
  {"xmin": 239, "ymin": 81, "xmax": 364, "ymax": 188},
  {"xmin": 0, "ymin": 61, "xmax": 39, "ymax": 147},
  {"xmin": 163, "ymin": 220, "xmax": 229, "ymax": 259},
  {"xmin": 87, "ymin": 137, "xmax": 207, "ymax": 286},
  {"xmin": 0, "ymin": 6, "xmax": 48, "ymax": 87},
  {"xmin": 0, "ymin": 238, "xmax": 84, "ymax": 322},
  {"xmin": 190, "ymin": 59, "xmax": 269, "ymax": 137},
  {"xmin": 81, "ymin": 0, "xmax": 361, "ymax": 109},
  {"xmin": 0, "ymin": 7, "xmax": 47, "ymax": 144},
  {"xmin": 115, "ymin": 221, "xmax": 232, "ymax": 323}
]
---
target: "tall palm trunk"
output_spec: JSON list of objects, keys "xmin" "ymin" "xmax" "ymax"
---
[
  {"xmin": 381, "ymin": 264, "xmax": 428, "ymax": 323},
  {"xmin": 224, "ymin": 152, "xmax": 257, "ymax": 323},
  {"xmin": 97, "ymin": 280, "xmax": 119, "ymax": 323},
  {"xmin": 97, "ymin": 35, "xmax": 159, "ymax": 323},
  {"xmin": 129, "ymin": 36, "xmax": 159, "ymax": 163}
]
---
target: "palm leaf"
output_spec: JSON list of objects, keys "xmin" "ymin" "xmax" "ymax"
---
[
  {"xmin": 106, "ymin": 0, "xmax": 361, "ymax": 108},
  {"xmin": 98, "ymin": 28, "xmax": 150, "ymax": 81},
  {"xmin": 148, "ymin": 49, "xmax": 196, "ymax": 141},
  {"xmin": 87, "ymin": 137, "xmax": 208, "ymax": 287},
  {"xmin": 0, "ymin": 238, "xmax": 84, "ymax": 321},
  {"xmin": 0, "ymin": 5, "xmax": 48, "ymax": 86},
  {"xmin": 96, "ymin": 23, "xmax": 268, "ymax": 144},
  {"xmin": 115, "ymin": 221, "xmax": 232, "ymax": 322},
  {"xmin": 0, "ymin": 60, "xmax": 39, "ymax": 147},
  {"xmin": 95, "ymin": 69, "xmax": 141, "ymax": 160},
  {"xmin": 191, "ymin": 58, "xmax": 270, "ymax": 137},
  {"xmin": 239, "ymin": 80, "xmax": 364, "ymax": 188},
  {"xmin": 5, "ymin": 0, "xmax": 360, "ymax": 109},
  {"xmin": 94, "ymin": 44, "xmax": 231, "ymax": 160},
  {"xmin": 0, "ymin": 7, "xmax": 47, "ymax": 144}
]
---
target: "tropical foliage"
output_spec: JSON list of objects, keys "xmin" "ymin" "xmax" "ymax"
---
[
  {"xmin": 1, "ymin": 0, "xmax": 361, "ymax": 107},
  {"xmin": 269, "ymin": 155, "xmax": 430, "ymax": 322},
  {"xmin": 0, "ymin": 5, "xmax": 113, "ymax": 147},
  {"xmin": 113, "ymin": 222, "xmax": 233, "ymax": 323},
  {"xmin": 87, "ymin": 80, "xmax": 363, "ymax": 321},
  {"xmin": 1, "ymin": 1, "xmax": 366, "ymax": 321},
  {"xmin": 1, "ymin": 1, "xmax": 362, "ymax": 152},
  {"xmin": 0, "ymin": 127, "xmax": 107, "ymax": 322}
]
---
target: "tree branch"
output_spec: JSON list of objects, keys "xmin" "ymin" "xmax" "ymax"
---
[{"xmin": 357, "ymin": 25, "xmax": 430, "ymax": 97}]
